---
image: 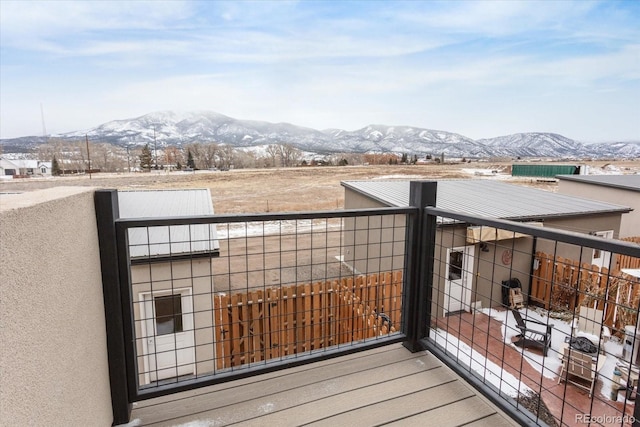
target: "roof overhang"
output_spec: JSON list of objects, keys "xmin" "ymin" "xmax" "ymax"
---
[{"xmin": 466, "ymin": 223, "xmax": 542, "ymax": 244}]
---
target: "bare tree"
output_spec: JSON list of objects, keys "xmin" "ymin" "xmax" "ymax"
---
[
  {"xmin": 218, "ymin": 144, "xmax": 235, "ymax": 169},
  {"xmin": 164, "ymin": 146, "xmax": 182, "ymax": 169},
  {"xmin": 36, "ymin": 142, "xmax": 58, "ymax": 162},
  {"xmin": 279, "ymin": 144, "xmax": 302, "ymax": 167},
  {"xmin": 201, "ymin": 142, "xmax": 219, "ymax": 169},
  {"xmin": 338, "ymin": 152, "xmax": 364, "ymax": 165},
  {"xmin": 186, "ymin": 143, "xmax": 203, "ymax": 169},
  {"xmin": 265, "ymin": 144, "xmax": 280, "ymax": 167},
  {"xmin": 233, "ymin": 150, "xmax": 257, "ymax": 169}
]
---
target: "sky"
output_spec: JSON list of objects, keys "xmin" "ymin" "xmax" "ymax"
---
[{"xmin": 1, "ymin": 0, "xmax": 639, "ymax": 142}]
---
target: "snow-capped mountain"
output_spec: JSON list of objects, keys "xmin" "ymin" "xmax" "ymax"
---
[
  {"xmin": 477, "ymin": 133, "xmax": 587, "ymax": 158},
  {"xmin": 2, "ymin": 111, "xmax": 638, "ymax": 159},
  {"xmin": 582, "ymin": 141, "xmax": 640, "ymax": 158}
]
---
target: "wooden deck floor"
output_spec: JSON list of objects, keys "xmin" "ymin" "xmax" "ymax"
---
[{"xmin": 129, "ymin": 344, "xmax": 519, "ymax": 426}]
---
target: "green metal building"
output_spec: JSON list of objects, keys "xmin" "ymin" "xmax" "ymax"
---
[{"xmin": 511, "ymin": 164, "xmax": 579, "ymax": 177}]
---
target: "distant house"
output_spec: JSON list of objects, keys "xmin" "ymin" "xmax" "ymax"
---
[
  {"xmin": 118, "ymin": 189, "xmax": 219, "ymax": 386},
  {"xmin": 0, "ymin": 158, "xmax": 52, "ymax": 177},
  {"xmin": 556, "ymin": 174, "xmax": 640, "ymax": 238},
  {"xmin": 341, "ymin": 180, "xmax": 632, "ymax": 316}
]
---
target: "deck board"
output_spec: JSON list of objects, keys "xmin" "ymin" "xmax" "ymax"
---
[
  {"xmin": 128, "ymin": 344, "xmax": 519, "ymax": 427},
  {"xmin": 386, "ymin": 396, "xmax": 498, "ymax": 426}
]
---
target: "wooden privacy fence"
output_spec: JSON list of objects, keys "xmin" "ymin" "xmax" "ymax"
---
[
  {"xmin": 213, "ymin": 271, "xmax": 403, "ymax": 369},
  {"xmin": 531, "ymin": 251, "xmax": 640, "ymax": 335},
  {"xmin": 616, "ymin": 237, "xmax": 640, "ymax": 270}
]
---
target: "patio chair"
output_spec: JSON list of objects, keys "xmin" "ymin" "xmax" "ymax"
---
[
  {"xmin": 558, "ymin": 346, "xmax": 606, "ymax": 397},
  {"xmin": 573, "ymin": 306, "xmax": 610, "ymax": 353},
  {"xmin": 512, "ymin": 309, "xmax": 553, "ymax": 357}
]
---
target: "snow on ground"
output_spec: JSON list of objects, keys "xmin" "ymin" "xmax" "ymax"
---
[
  {"xmin": 432, "ymin": 327, "xmax": 533, "ymax": 398},
  {"xmin": 439, "ymin": 308, "xmax": 629, "ymax": 402},
  {"xmin": 115, "ymin": 419, "xmax": 142, "ymax": 427},
  {"xmin": 589, "ymin": 164, "xmax": 624, "ymax": 174},
  {"xmin": 171, "ymin": 420, "xmax": 222, "ymax": 427},
  {"xmin": 215, "ymin": 218, "xmax": 343, "ymax": 239},
  {"xmin": 482, "ymin": 308, "xmax": 563, "ymax": 380},
  {"xmin": 372, "ymin": 174, "xmax": 426, "ymax": 180},
  {"xmin": 461, "ymin": 168, "xmax": 512, "ymax": 179}
]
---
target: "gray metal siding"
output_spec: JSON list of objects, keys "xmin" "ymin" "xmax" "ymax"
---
[
  {"xmin": 118, "ymin": 189, "xmax": 219, "ymax": 258},
  {"xmin": 556, "ymin": 174, "xmax": 640, "ymax": 192},
  {"xmin": 341, "ymin": 180, "xmax": 631, "ymax": 221}
]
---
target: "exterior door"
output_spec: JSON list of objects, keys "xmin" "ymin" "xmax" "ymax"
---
[
  {"xmin": 591, "ymin": 230, "xmax": 613, "ymax": 270},
  {"xmin": 444, "ymin": 246, "xmax": 475, "ymax": 315},
  {"xmin": 141, "ymin": 289, "xmax": 195, "ymax": 383}
]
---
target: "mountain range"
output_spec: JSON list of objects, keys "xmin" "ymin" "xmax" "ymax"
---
[{"xmin": 1, "ymin": 110, "xmax": 638, "ymax": 159}]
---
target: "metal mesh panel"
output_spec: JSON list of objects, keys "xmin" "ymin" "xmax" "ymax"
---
[
  {"xmin": 121, "ymin": 209, "xmax": 410, "ymax": 394},
  {"xmin": 427, "ymin": 212, "xmax": 640, "ymax": 426}
]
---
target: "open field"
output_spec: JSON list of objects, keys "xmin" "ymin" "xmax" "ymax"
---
[{"xmin": 3, "ymin": 160, "xmax": 638, "ymax": 213}]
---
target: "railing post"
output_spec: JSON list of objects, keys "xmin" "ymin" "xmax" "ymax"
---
[
  {"xmin": 403, "ymin": 181, "xmax": 437, "ymax": 352},
  {"xmin": 95, "ymin": 190, "xmax": 131, "ymax": 425}
]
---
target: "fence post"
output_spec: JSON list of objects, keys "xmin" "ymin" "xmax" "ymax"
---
[
  {"xmin": 94, "ymin": 189, "xmax": 132, "ymax": 425},
  {"xmin": 403, "ymin": 181, "xmax": 438, "ymax": 352}
]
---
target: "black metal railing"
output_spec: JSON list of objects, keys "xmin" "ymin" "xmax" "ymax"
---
[
  {"xmin": 423, "ymin": 207, "xmax": 640, "ymax": 427},
  {"xmin": 109, "ymin": 204, "xmax": 415, "ymax": 402},
  {"xmin": 97, "ymin": 184, "xmax": 640, "ymax": 426}
]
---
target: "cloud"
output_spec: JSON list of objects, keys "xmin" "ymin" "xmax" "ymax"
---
[
  {"xmin": 1, "ymin": 1, "xmax": 638, "ymax": 140},
  {"xmin": 0, "ymin": 1, "xmax": 193, "ymax": 36}
]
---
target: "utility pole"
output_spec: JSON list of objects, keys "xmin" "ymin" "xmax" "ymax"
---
[
  {"xmin": 126, "ymin": 145, "xmax": 131, "ymax": 173},
  {"xmin": 153, "ymin": 126, "xmax": 158, "ymax": 169},
  {"xmin": 40, "ymin": 103, "xmax": 48, "ymax": 143},
  {"xmin": 85, "ymin": 134, "xmax": 92, "ymax": 179}
]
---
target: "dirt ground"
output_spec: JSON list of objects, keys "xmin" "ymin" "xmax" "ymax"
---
[{"xmin": 3, "ymin": 160, "xmax": 637, "ymax": 213}]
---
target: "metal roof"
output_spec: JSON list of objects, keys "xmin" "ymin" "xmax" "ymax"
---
[
  {"xmin": 341, "ymin": 180, "xmax": 632, "ymax": 222},
  {"xmin": 118, "ymin": 189, "xmax": 219, "ymax": 258},
  {"xmin": 556, "ymin": 174, "xmax": 640, "ymax": 192}
]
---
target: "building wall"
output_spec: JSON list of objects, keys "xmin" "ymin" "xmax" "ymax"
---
[
  {"xmin": 0, "ymin": 187, "xmax": 112, "ymax": 426},
  {"xmin": 343, "ymin": 186, "xmax": 625, "ymax": 318},
  {"xmin": 536, "ymin": 213, "xmax": 623, "ymax": 267},
  {"xmin": 557, "ymin": 180, "xmax": 639, "ymax": 238},
  {"xmin": 343, "ymin": 187, "xmax": 406, "ymax": 274},
  {"xmin": 343, "ymin": 187, "xmax": 533, "ymax": 315},
  {"xmin": 432, "ymin": 225, "xmax": 535, "ymax": 316},
  {"xmin": 131, "ymin": 259, "xmax": 215, "ymax": 386}
]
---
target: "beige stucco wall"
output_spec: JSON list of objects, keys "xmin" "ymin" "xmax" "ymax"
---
[
  {"xmin": 0, "ymin": 187, "xmax": 112, "ymax": 426},
  {"xmin": 558, "ymin": 180, "xmax": 638, "ymax": 238}
]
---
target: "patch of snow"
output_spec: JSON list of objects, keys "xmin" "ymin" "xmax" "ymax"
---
[
  {"xmin": 171, "ymin": 419, "xmax": 223, "ymax": 427},
  {"xmin": 479, "ymin": 308, "xmax": 627, "ymax": 402},
  {"xmin": 215, "ymin": 219, "xmax": 343, "ymax": 239},
  {"xmin": 588, "ymin": 165, "xmax": 623, "ymax": 175},
  {"xmin": 372, "ymin": 175, "xmax": 425, "ymax": 180},
  {"xmin": 482, "ymin": 308, "xmax": 562, "ymax": 379},
  {"xmin": 461, "ymin": 169, "xmax": 513, "ymax": 180},
  {"xmin": 115, "ymin": 419, "xmax": 141, "ymax": 427},
  {"xmin": 258, "ymin": 402, "xmax": 275, "ymax": 413},
  {"xmin": 432, "ymin": 327, "xmax": 533, "ymax": 397}
]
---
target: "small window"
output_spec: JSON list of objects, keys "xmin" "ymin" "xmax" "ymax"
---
[
  {"xmin": 448, "ymin": 250, "xmax": 463, "ymax": 280},
  {"xmin": 155, "ymin": 294, "xmax": 183, "ymax": 335}
]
